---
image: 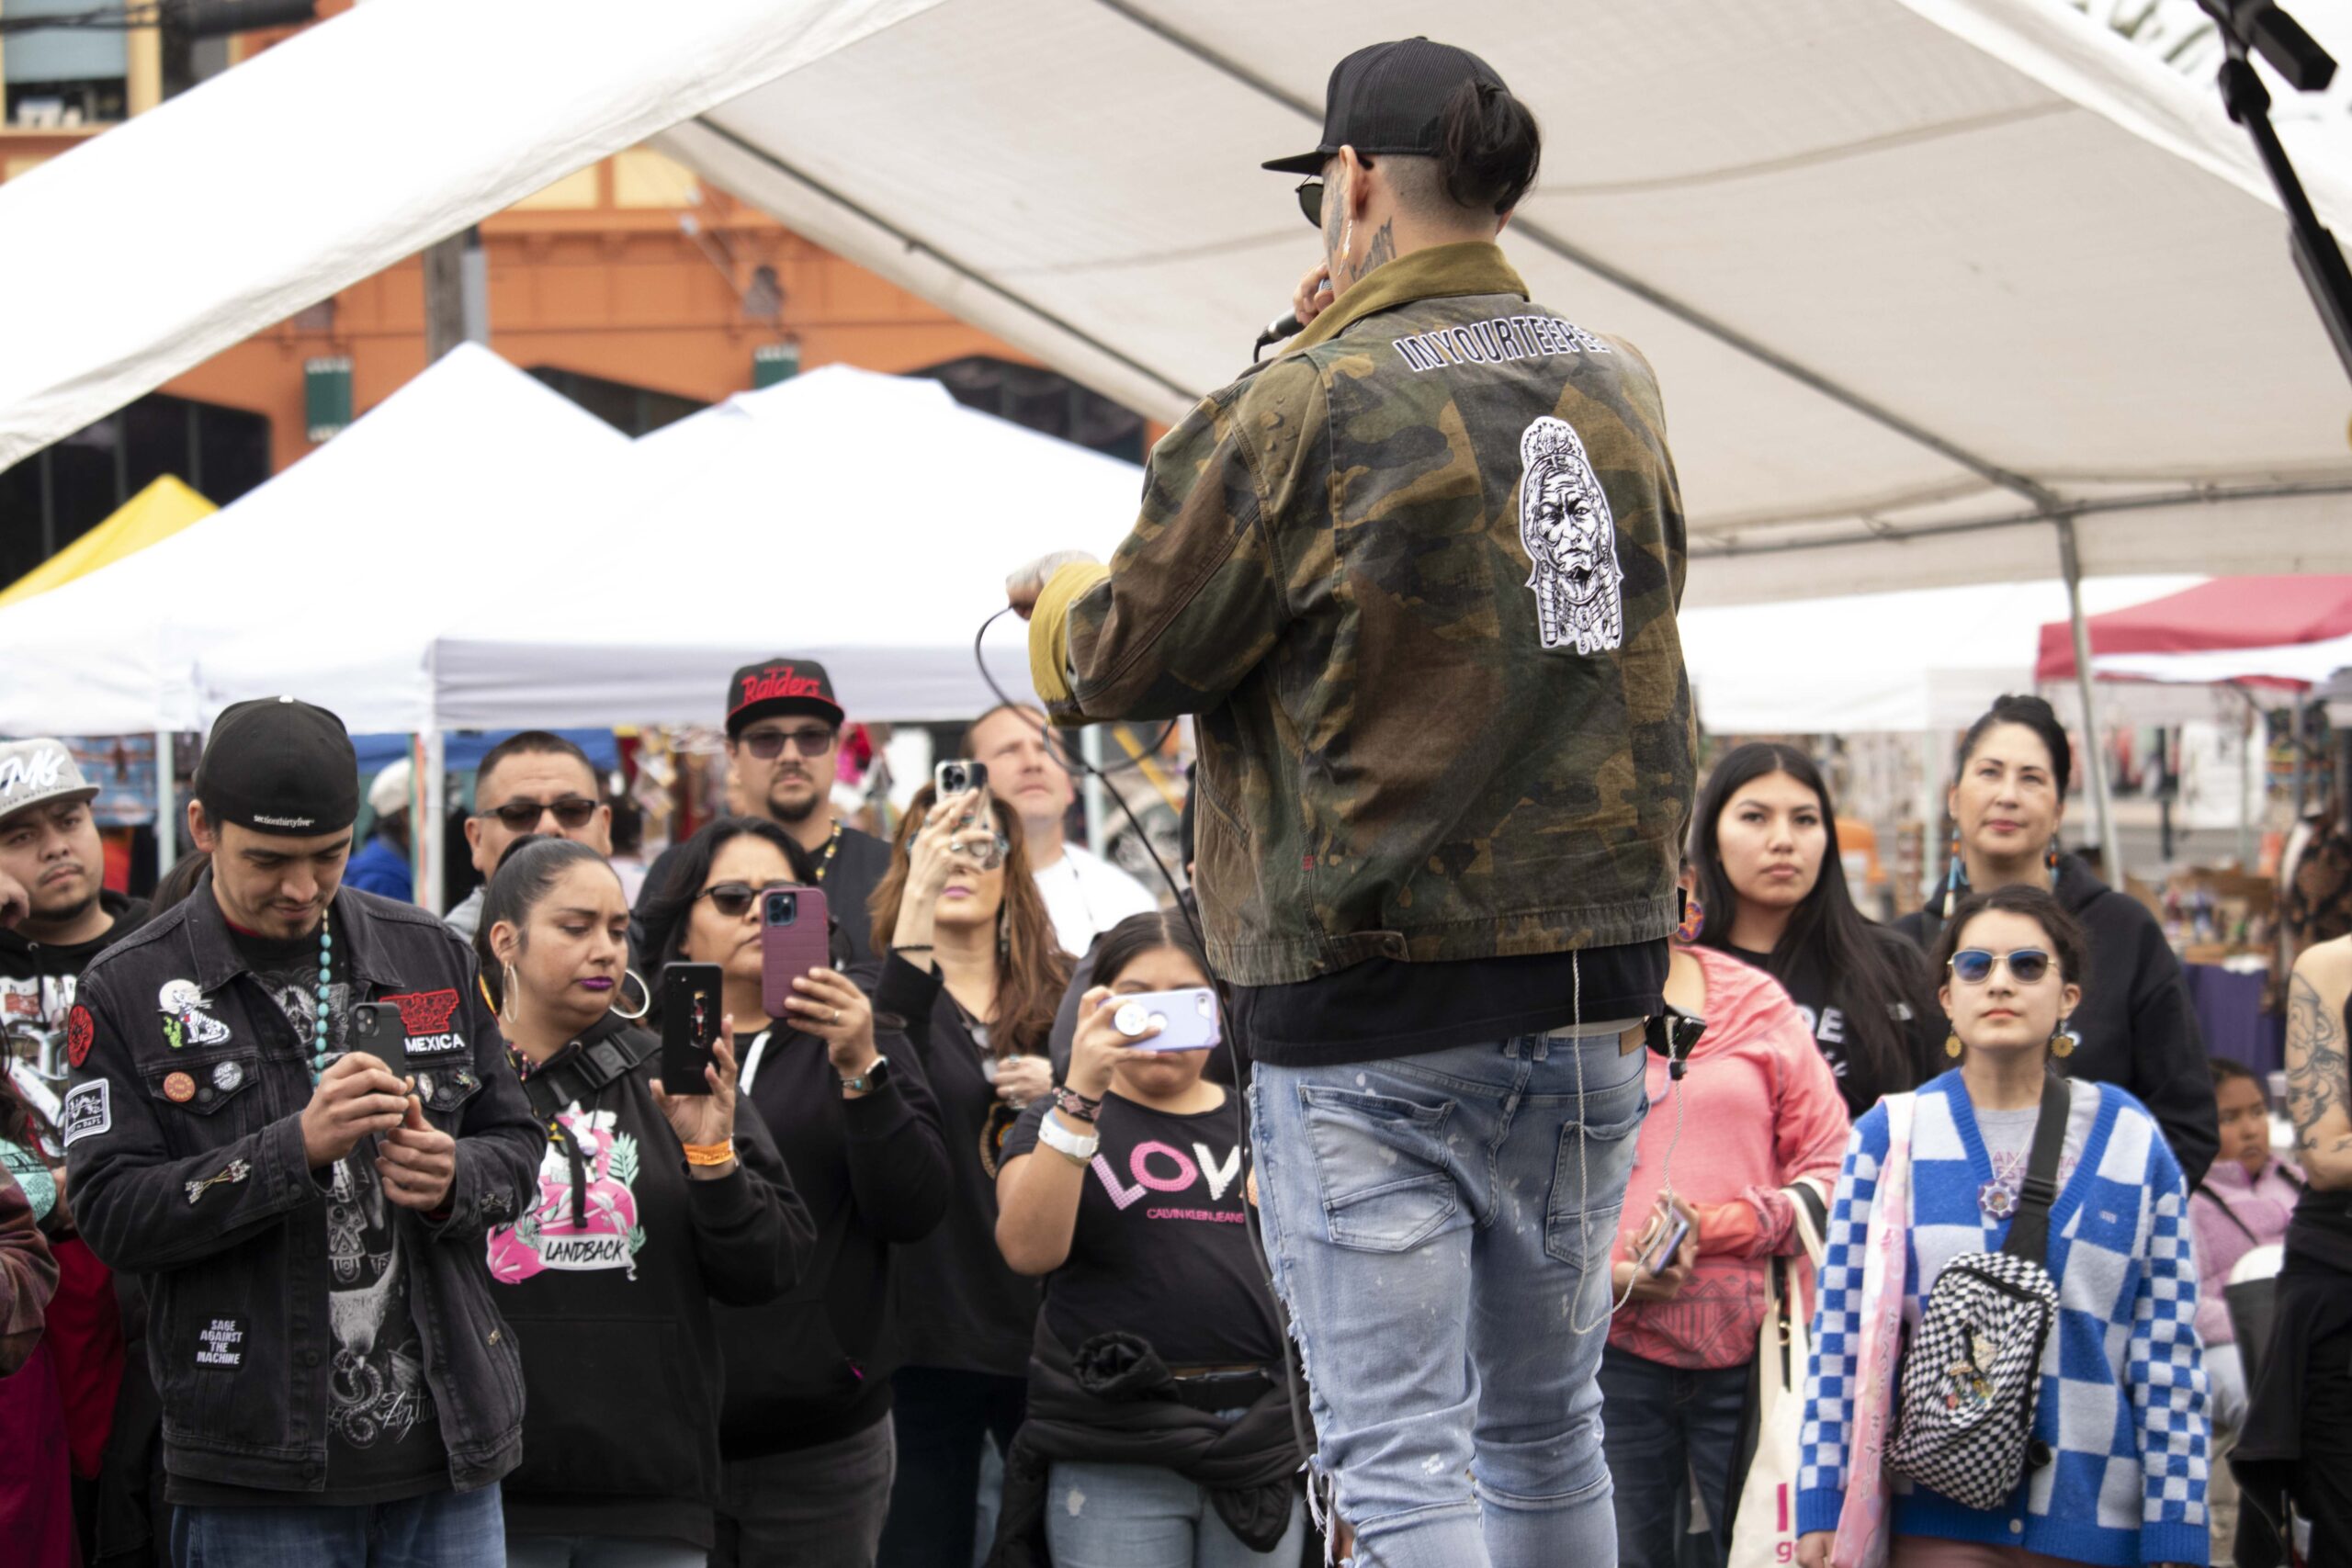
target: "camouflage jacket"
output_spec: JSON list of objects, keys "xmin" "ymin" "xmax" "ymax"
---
[{"xmin": 1030, "ymin": 242, "xmax": 1694, "ymax": 987}]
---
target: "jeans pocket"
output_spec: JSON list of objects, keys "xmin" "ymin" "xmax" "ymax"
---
[
  {"xmin": 1297, "ymin": 1083, "xmax": 1462, "ymax": 1254},
  {"xmin": 1542, "ymin": 1098, "xmax": 1647, "ymax": 1266}
]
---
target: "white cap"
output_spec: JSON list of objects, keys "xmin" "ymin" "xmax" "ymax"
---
[{"xmin": 368, "ymin": 757, "xmax": 413, "ymax": 819}]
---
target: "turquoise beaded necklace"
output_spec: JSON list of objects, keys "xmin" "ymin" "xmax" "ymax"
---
[{"xmin": 309, "ymin": 907, "xmax": 335, "ymax": 1081}]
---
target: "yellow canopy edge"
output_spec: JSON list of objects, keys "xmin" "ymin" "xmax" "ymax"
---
[{"xmin": 0, "ymin": 475, "xmax": 217, "ymax": 608}]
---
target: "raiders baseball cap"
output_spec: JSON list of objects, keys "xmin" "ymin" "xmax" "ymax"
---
[
  {"xmin": 0, "ymin": 739, "xmax": 99, "ymax": 827},
  {"xmin": 726, "ymin": 657, "xmax": 844, "ymax": 739},
  {"xmin": 195, "ymin": 696, "xmax": 359, "ymax": 837},
  {"xmin": 1261, "ymin": 38, "xmax": 1509, "ymax": 175}
]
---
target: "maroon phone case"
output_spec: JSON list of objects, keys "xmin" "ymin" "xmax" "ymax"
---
[{"xmin": 759, "ymin": 885, "xmax": 831, "ymax": 1021}]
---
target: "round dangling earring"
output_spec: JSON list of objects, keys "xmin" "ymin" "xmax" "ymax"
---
[
  {"xmin": 1944, "ymin": 1031, "xmax": 1964, "ymax": 1060},
  {"xmin": 611, "ymin": 969, "xmax": 651, "ymax": 1022},
  {"xmin": 499, "ymin": 962, "xmax": 520, "ymax": 1025},
  {"xmin": 2050, "ymin": 1021, "xmax": 2075, "ymax": 1059}
]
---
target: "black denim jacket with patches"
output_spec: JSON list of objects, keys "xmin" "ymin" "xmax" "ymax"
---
[{"xmin": 63, "ymin": 878, "xmax": 544, "ymax": 1495}]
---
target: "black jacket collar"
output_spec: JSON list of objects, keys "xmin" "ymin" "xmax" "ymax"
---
[{"xmin": 185, "ymin": 874, "xmax": 412, "ymax": 996}]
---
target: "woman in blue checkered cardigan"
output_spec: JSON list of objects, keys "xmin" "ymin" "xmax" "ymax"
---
[{"xmin": 1796, "ymin": 886, "xmax": 2209, "ymax": 1568}]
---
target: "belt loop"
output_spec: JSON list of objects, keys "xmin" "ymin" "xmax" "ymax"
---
[{"xmin": 1529, "ymin": 1034, "xmax": 1550, "ymax": 1062}]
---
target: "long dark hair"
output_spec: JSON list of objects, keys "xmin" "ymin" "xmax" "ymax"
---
[
  {"xmin": 869, "ymin": 784, "xmax": 1069, "ymax": 1058},
  {"xmin": 1690, "ymin": 742, "xmax": 1925, "ymax": 1107},
  {"xmin": 1088, "ymin": 910, "xmax": 1211, "ymax": 992},
  {"xmin": 471, "ymin": 835, "xmax": 614, "ymax": 1012},
  {"xmin": 637, "ymin": 818, "xmax": 827, "ymax": 1021}
]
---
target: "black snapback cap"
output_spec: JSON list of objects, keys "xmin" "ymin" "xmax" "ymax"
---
[
  {"xmin": 195, "ymin": 695, "xmax": 359, "ymax": 837},
  {"xmin": 1262, "ymin": 38, "xmax": 1508, "ymax": 175}
]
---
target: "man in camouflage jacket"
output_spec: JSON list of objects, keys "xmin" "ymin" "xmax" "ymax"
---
[{"xmin": 1014, "ymin": 39, "xmax": 1696, "ymax": 1568}]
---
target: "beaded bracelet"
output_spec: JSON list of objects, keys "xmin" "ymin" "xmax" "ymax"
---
[
  {"xmin": 683, "ymin": 1140, "xmax": 736, "ymax": 1167},
  {"xmin": 1050, "ymin": 1086, "xmax": 1102, "ymax": 1124}
]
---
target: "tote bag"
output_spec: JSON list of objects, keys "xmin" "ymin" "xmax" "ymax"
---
[{"xmin": 1726, "ymin": 1178, "xmax": 1832, "ymax": 1568}]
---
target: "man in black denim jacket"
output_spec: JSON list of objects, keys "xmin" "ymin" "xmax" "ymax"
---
[{"xmin": 63, "ymin": 697, "xmax": 541, "ymax": 1566}]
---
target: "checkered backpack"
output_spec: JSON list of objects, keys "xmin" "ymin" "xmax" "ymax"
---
[{"xmin": 1883, "ymin": 1074, "xmax": 2066, "ymax": 1512}]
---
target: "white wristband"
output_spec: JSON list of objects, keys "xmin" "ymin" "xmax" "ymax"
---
[{"xmin": 1037, "ymin": 1113, "xmax": 1100, "ymax": 1164}]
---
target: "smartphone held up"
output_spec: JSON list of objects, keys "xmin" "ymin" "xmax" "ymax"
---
[
  {"xmin": 661, "ymin": 963, "xmax": 723, "ymax": 1096},
  {"xmin": 1111, "ymin": 987, "xmax": 1221, "ymax": 1053},
  {"xmin": 758, "ymin": 885, "xmax": 831, "ymax": 1021}
]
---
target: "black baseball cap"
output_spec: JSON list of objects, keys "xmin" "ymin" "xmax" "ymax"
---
[
  {"xmin": 195, "ymin": 696, "xmax": 359, "ymax": 837},
  {"xmin": 1262, "ymin": 38, "xmax": 1509, "ymax": 175},
  {"xmin": 726, "ymin": 657, "xmax": 844, "ymax": 739}
]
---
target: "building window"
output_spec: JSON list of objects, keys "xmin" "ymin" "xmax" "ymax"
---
[
  {"xmin": 911, "ymin": 356, "xmax": 1146, "ymax": 464},
  {"xmin": 526, "ymin": 367, "xmax": 707, "ymax": 438},
  {"xmin": 0, "ymin": 394, "xmax": 269, "ymax": 587},
  {"xmin": 4, "ymin": 0, "xmax": 130, "ymax": 125}
]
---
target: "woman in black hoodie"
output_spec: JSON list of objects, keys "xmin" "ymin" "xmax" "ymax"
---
[
  {"xmin": 869, "ymin": 785, "xmax": 1072, "ymax": 1568},
  {"xmin": 1894, "ymin": 694, "xmax": 2219, "ymax": 1183},
  {"xmin": 475, "ymin": 836, "xmax": 812, "ymax": 1567},
  {"xmin": 639, "ymin": 817, "xmax": 953, "ymax": 1568}
]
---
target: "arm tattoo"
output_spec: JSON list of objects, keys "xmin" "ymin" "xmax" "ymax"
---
[{"xmin": 2285, "ymin": 969, "xmax": 2348, "ymax": 1149}]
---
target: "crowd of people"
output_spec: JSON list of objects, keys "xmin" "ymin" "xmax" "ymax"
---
[{"xmin": 0, "ymin": 674, "xmax": 2342, "ymax": 1568}]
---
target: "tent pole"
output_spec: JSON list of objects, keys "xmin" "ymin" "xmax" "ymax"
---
[
  {"xmin": 418, "ymin": 732, "xmax": 447, "ymax": 915},
  {"xmin": 1080, "ymin": 725, "xmax": 1108, "ymax": 853},
  {"xmin": 154, "ymin": 728, "xmax": 177, "ymax": 881},
  {"xmin": 2237, "ymin": 689, "xmax": 2254, "ymax": 871},
  {"xmin": 2056, "ymin": 518, "xmax": 2127, "ymax": 882}
]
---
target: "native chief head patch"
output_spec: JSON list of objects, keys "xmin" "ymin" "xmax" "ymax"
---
[{"xmin": 1518, "ymin": 415, "xmax": 1624, "ymax": 656}]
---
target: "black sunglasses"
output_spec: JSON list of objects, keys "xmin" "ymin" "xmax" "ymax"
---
[
  {"xmin": 1948, "ymin": 948, "xmax": 2053, "ymax": 986},
  {"xmin": 695, "ymin": 880, "xmax": 797, "ymax": 919},
  {"xmin": 1294, "ymin": 156, "xmax": 1368, "ymax": 229},
  {"xmin": 740, "ymin": 725, "xmax": 837, "ymax": 761},
  {"xmin": 480, "ymin": 795, "xmax": 599, "ymax": 832}
]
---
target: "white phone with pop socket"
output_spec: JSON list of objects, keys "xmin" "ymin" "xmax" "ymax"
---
[{"xmin": 1111, "ymin": 987, "xmax": 1220, "ymax": 1052}]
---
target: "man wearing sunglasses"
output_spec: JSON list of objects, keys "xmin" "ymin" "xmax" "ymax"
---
[
  {"xmin": 1010, "ymin": 37, "xmax": 1696, "ymax": 1568},
  {"xmin": 631, "ymin": 658, "xmax": 893, "ymax": 970},
  {"xmin": 444, "ymin": 731, "xmax": 612, "ymax": 942}
]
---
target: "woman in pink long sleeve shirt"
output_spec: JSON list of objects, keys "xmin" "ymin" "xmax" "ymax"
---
[{"xmin": 1600, "ymin": 942, "xmax": 1852, "ymax": 1568}]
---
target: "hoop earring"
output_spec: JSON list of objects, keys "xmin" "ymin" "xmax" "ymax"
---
[
  {"xmin": 500, "ymin": 963, "xmax": 519, "ymax": 1026},
  {"xmin": 2050, "ymin": 1022, "xmax": 2074, "ymax": 1059},
  {"xmin": 611, "ymin": 969, "xmax": 651, "ymax": 1021},
  {"xmin": 1944, "ymin": 1031, "xmax": 1963, "ymax": 1060}
]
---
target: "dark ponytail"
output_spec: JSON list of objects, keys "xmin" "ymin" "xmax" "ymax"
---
[{"xmin": 1437, "ymin": 78, "xmax": 1541, "ymax": 215}]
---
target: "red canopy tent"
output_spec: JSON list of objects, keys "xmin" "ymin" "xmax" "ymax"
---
[{"xmin": 2035, "ymin": 576, "xmax": 2352, "ymax": 682}]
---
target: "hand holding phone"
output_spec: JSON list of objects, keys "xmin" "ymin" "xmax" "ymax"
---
[
  {"xmin": 934, "ymin": 759, "xmax": 989, "ymax": 798},
  {"xmin": 662, "ymin": 963, "xmax": 724, "ymax": 1097},
  {"xmin": 1110, "ymin": 987, "xmax": 1221, "ymax": 1053},
  {"xmin": 1641, "ymin": 1204, "xmax": 1693, "ymax": 1277},
  {"xmin": 759, "ymin": 886, "xmax": 832, "ymax": 1021}
]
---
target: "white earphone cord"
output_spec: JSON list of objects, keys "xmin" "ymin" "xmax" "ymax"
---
[{"xmin": 1569, "ymin": 949, "xmax": 1690, "ymax": 1336}]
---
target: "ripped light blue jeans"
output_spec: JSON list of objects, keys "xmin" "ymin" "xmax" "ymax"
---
[{"xmin": 1250, "ymin": 1028, "xmax": 1649, "ymax": 1568}]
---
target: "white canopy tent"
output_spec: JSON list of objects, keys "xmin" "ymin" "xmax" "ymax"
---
[
  {"xmin": 0, "ymin": 0, "xmax": 940, "ymax": 471},
  {"xmin": 0, "ymin": 344, "xmax": 630, "ymax": 737},
  {"xmin": 186, "ymin": 363, "xmax": 1148, "ymax": 730},
  {"xmin": 1680, "ymin": 574, "xmax": 2203, "ymax": 734}
]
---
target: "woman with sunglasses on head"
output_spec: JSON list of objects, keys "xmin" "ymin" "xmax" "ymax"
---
[
  {"xmin": 1691, "ymin": 742, "xmax": 1939, "ymax": 1118},
  {"xmin": 870, "ymin": 785, "xmax": 1074, "ymax": 1568},
  {"xmin": 989, "ymin": 910, "xmax": 1305, "ymax": 1568},
  {"xmin": 639, "ymin": 818, "xmax": 953, "ymax": 1568},
  {"xmin": 1894, "ymin": 694, "xmax": 2218, "ymax": 1187},
  {"xmin": 473, "ymin": 834, "xmax": 811, "ymax": 1568},
  {"xmin": 1798, "ymin": 885, "xmax": 2209, "ymax": 1568}
]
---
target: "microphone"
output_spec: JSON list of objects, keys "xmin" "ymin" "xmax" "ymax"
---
[{"xmin": 1251, "ymin": 313, "xmax": 1302, "ymax": 362}]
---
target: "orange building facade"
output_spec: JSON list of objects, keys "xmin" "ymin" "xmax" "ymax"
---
[{"xmin": 2, "ymin": 6, "xmax": 1137, "ymax": 573}]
